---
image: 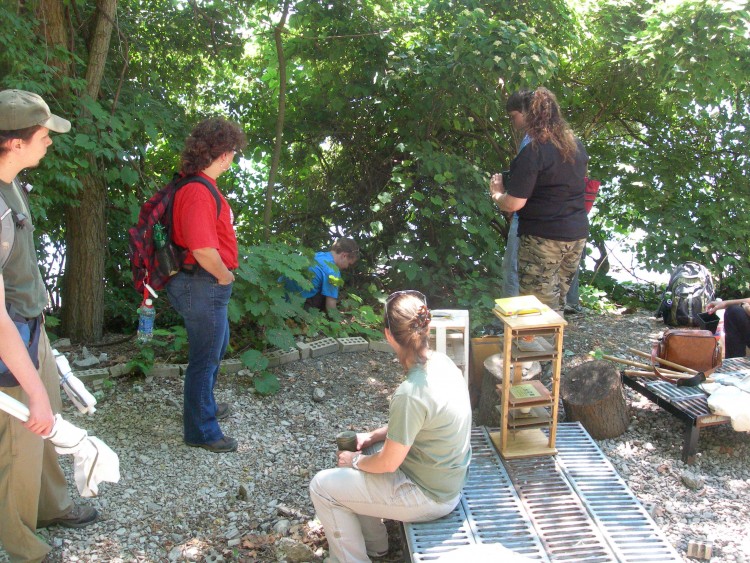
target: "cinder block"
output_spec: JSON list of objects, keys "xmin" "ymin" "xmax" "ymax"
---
[
  {"xmin": 221, "ymin": 359, "xmax": 243, "ymax": 374},
  {"xmin": 686, "ymin": 540, "xmax": 712, "ymax": 560},
  {"xmin": 264, "ymin": 347, "xmax": 300, "ymax": 368},
  {"xmin": 73, "ymin": 368, "xmax": 110, "ymax": 383},
  {"xmin": 108, "ymin": 363, "xmax": 132, "ymax": 378},
  {"xmin": 368, "ymin": 339, "xmax": 394, "ymax": 353},
  {"xmin": 309, "ymin": 337, "xmax": 339, "ymax": 358},
  {"xmin": 296, "ymin": 341, "xmax": 312, "ymax": 360},
  {"xmin": 337, "ymin": 336, "xmax": 369, "ymax": 353},
  {"xmin": 148, "ymin": 364, "xmax": 181, "ymax": 378}
]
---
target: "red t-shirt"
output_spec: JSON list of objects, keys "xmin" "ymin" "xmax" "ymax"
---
[{"xmin": 171, "ymin": 172, "xmax": 238, "ymax": 269}]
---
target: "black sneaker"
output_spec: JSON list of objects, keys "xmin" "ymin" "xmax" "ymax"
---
[
  {"xmin": 38, "ymin": 504, "xmax": 98, "ymax": 529},
  {"xmin": 186, "ymin": 436, "xmax": 238, "ymax": 453},
  {"xmin": 216, "ymin": 402, "xmax": 231, "ymax": 420}
]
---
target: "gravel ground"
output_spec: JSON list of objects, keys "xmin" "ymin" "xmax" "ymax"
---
[{"xmin": 2, "ymin": 308, "xmax": 750, "ymax": 562}]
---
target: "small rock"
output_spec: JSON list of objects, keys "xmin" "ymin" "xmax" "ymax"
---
[
  {"xmin": 312, "ymin": 387, "xmax": 326, "ymax": 402},
  {"xmin": 273, "ymin": 518, "xmax": 291, "ymax": 535},
  {"xmin": 681, "ymin": 470, "xmax": 705, "ymax": 490},
  {"xmin": 73, "ymin": 355, "xmax": 100, "ymax": 368},
  {"xmin": 275, "ymin": 537, "xmax": 315, "ymax": 563}
]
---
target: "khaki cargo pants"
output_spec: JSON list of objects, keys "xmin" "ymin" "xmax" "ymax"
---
[
  {"xmin": 0, "ymin": 328, "xmax": 73, "ymax": 563},
  {"xmin": 518, "ymin": 235, "xmax": 586, "ymax": 315}
]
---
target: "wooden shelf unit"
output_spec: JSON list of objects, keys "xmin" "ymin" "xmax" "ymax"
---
[{"xmin": 489, "ymin": 297, "xmax": 567, "ymax": 459}]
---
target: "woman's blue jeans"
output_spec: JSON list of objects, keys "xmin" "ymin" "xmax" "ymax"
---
[{"xmin": 167, "ymin": 269, "xmax": 232, "ymax": 444}]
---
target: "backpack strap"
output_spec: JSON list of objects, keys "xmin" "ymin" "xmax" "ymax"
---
[
  {"xmin": 0, "ymin": 188, "xmax": 16, "ymax": 272},
  {"xmin": 166, "ymin": 174, "xmax": 223, "ymax": 242}
]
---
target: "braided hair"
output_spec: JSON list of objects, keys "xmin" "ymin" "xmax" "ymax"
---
[{"xmin": 385, "ymin": 293, "xmax": 431, "ymax": 367}]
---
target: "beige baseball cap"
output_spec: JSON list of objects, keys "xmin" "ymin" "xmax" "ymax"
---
[{"xmin": 0, "ymin": 89, "xmax": 71, "ymax": 133}]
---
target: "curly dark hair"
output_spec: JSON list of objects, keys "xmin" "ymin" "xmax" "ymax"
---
[{"xmin": 180, "ymin": 118, "xmax": 247, "ymax": 175}]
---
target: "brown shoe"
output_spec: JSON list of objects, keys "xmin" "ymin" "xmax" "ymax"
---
[
  {"xmin": 38, "ymin": 504, "xmax": 98, "ymax": 529},
  {"xmin": 186, "ymin": 436, "xmax": 238, "ymax": 453},
  {"xmin": 216, "ymin": 402, "xmax": 231, "ymax": 420}
]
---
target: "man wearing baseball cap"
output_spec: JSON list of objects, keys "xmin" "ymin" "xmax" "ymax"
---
[{"xmin": 0, "ymin": 89, "xmax": 97, "ymax": 562}]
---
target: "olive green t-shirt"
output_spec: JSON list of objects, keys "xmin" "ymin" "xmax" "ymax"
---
[
  {"xmin": 0, "ymin": 179, "xmax": 48, "ymax": 318},
  {"xmin": 387, "ymin": 352, "xmax": 472, "ymax": 502}
]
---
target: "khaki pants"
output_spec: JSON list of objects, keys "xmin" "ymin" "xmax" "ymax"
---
[
  {"xmin": 0, "ymin": 327, "xmax": 72, "ymax": 563},
  {"xmin": 518, "ymin": 235, "xmax": 586, "ymax": 315}
]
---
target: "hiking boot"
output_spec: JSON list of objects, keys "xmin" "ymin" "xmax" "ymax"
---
[
  {"xmin": 186, "ymin": 436, "xmax": 238, "ymax": 453},
  {"xmin": 216, "ymin": 402, "xmax": 231, "ymax": 420},
  {"xmin": 38, "ymin": 504, "xmax": 98, "ymax": 529},
  {"xmin": 564, "ymin": 304, "xmax": 584, "ymax": 315}
]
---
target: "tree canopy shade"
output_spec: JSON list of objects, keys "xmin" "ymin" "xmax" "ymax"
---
[{"xmin": 1, "ymin": 0, "xmax": 749, "ymax": 346}]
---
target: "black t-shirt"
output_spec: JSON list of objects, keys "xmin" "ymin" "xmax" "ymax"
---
[{"xmin": 506, "ymin": 138, "xmax": 589, "ymax": 241}]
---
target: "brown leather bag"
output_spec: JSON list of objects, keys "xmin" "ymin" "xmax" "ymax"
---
[{"xmin": 653, "ymin": 329, "xmax": 721, "ymax": 373}]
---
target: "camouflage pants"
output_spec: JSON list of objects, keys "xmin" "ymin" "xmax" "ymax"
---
[{"xmin": 518, "ymin": 235, "xmax": 586, "ymax": 314}]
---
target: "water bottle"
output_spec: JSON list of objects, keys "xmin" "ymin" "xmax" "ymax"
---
[
  {"xmin": 153, "ymin": 223, "xmax": 167, "ymax": 250},
  {"xmin": 137, "ymin": 299, "xmax": 156, "ymax": 343}
]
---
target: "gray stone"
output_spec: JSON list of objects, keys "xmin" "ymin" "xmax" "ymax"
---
[
  {"xmin": 309, "ymin": 337, "xmax": 339, "ymax": 358},
  {"xmin": 74, "ymin": 368, "xmax": 110, "ymax": 383},
  {"xmin": 368, "ymin": 339, "xmax": 394, "ymax": 353},
  {"xmin": 264, "ymin": 347, "xmax": 300, "ymax": 368},
  {"xmin": 73, "ymin": 355, "xmax": 100, "ymax": 368},
  {"xmin": 220, "ymin": 359, "xmax": 243, "ymax": 374},
  {"xmin": 275, "ymin": 537, "xmax": 315, "ymax": 563},
  {"xmin": 312, "ymin": 387, "xmax": 326, "ymax": 403},
  {"xmin": 273, "ymin": 518, "xmax": 291, "ymax": 535},
  {"xmin": 337, "ymin": 336, "xmax": 369, "ymax": 352},
  {"xmin": 681, "ymin": 470, "xmax": 705, "ymax": 490},
  {"xmin": 51, "ymin": 338, "xmax": 71, "ymax": 348},
  {"xmin": 108, "ymin": 363, "xmax": 131, "ymax": 378},
  {"xmin": 147, "ymin": 364, "xmax": 181, "ymax": 378},
  {"xmin": 296, "ymin": 341, "xmax": 312, "ymax": 360}
]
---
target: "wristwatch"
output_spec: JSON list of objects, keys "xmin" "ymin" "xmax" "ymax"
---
[{"xmin": 351, "ymin": 454, "xmax": 362, "ymax": 470}]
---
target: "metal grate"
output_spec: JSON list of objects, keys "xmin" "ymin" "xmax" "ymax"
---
[
  {"xmin": 404, "ymin": 423, "xmax": 683, "ymax": 562},
  {"xmin": 405, "ymin": 427, "xmax": 548, "ymax": 562},
  {"xmin": 554, "ymin": 424, "xmax": 683, "ymax": 562}
]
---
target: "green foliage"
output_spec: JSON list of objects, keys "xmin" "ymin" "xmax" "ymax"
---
[{"xmin": 3, "ymin": 0, "xmax": 750, "ymax": 359}]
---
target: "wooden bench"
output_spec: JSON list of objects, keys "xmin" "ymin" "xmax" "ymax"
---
[
  {"xmin": 621, "ymin": 372, "xmax": 732, "ymax": 464},
  {"xmin": 403, "ymin": 423, "xmax": 681, "ymax": 562}
]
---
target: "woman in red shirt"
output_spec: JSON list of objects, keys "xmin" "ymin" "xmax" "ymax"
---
[{"xmin": 167, "ymin": 118, "xmax": 246, "ymax": 453}]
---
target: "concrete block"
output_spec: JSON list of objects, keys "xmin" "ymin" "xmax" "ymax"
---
[
  {"xmin": 148, "ymin": 364, "xmax": 181, "ymax": 378},
  {"xmin": 178, "ymin": 364, "xmax": 189, "ymax": 375},
  {"xmin": 73, "ymin": 368, "xmax": 110, "ymax": 383},
  {"xmin": 368, "ymin": 339, "xmax": 394, "ymax": 354},
  {"xmin": 264, "ymin": 347, "xmax": 300, "ymax": 368},
  {"xmin": 337, "ymin": 336, "xmax": 369, "ymax": 353},
  {"xmin": 221, "ymin": 358, "xmax": 243, "ymax": 374},
  {"xmin": 108, "ymin": 363, "xmax": 132, "ymax": 378},
  {"xmin": 296, "ymin": 341, "xmax": 312, "ymax": 360},
  {"xmin": 309, "ymin": 337, "xmax": 339, "ymax": 358}
]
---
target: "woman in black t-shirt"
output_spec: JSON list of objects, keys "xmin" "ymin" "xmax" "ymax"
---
[{"xmin": 490, "ymin": 87, "xmax": 588, "ymax": 314}]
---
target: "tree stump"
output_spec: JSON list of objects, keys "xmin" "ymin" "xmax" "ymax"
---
[
  {"xmin": 561, "ymin": 360, "xmax": 629, "ymax": 439},
  {"xmin": 477, "ymin": 354, "xmax": 541, "ymax": 427}
]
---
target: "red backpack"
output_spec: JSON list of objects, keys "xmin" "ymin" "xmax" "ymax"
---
[{"xmin": 128, "ymin": 174, "xmax": 221, "ymax": 295}]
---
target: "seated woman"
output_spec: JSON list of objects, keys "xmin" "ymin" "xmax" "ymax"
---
[
  {"xmin": 309, "ymin": 291, "xmax": 472, "ymax": 562},
  {"xmin": 707, "ymin": 298, "xmax": 750, "ymax": 358}
]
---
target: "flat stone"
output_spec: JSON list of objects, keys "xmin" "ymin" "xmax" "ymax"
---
[
  {"xmin": 296, "ymin": 341, "xmax": 312, "ymax": 360},
  {"xmin": 264, "ymin": 348, "xmax": 300, "ymax": 368},
  {"xmin": 73, "ymin": 355, "xmax": 100, "ymax": 368},
  {"xmin": 309, "ymin": 337, "xmax": 339, "ymax": 358},
  {"xmin": 178, "ymin": 364, "xmax": 189, "ymax": 375},
  {"xmin": 51, "ymin": 338, "xmax": 71, "ymax": 348},
  {"xmin": 336, "ymin": 336, "xmax": 369, "ymax": 353},
  {"xmin": 108, "ymin": 363, "xmax": 131, "ymax": 378},
  {"xmin": 147, "ymin": 364, "xmax": 181, "ymax": 378},
  {"xmin": 74, "ymin": 368, "xmax": 110, "ymax": 383},
  {"xmin": 368, "ymin": 339, "xmax": 394, "ymax": 353},
  {"xmin": 220, "ymin": 359, "xmax": 243, "ymax": 374}
]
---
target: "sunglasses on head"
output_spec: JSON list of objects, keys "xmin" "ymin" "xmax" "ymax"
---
[{"xmin": 384, "ymin": 290, "xmax": 427, "ymax": 329}]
